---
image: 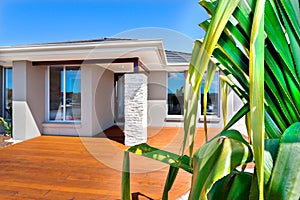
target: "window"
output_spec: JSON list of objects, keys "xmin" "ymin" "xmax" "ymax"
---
[
  {"xmin": 2, "ymin": 68, "xmax": 12, "ymax": 120},
  {"xmin": 167, "ymin": 71, "xmax": 220, "ymax": 118},
  {"xmin": 49, "ymin": 66, "xmax": 81, "ymax": 121},
  {"xmin": 200, "ymin": 71, "xmax": 220, "ymax": 116},
  {"xmin": 167, "ymin": 72, "xmax": 185, "ymax": 115}
]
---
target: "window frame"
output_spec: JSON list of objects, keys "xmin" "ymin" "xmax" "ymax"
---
[
  {"xmin": 2, "ymin": 67, "xmax": 12, "ymax": 121},
  {"xmin": 46, "ymin": 65, "xmax": 81, "ymax": 122},
  {"xmin": 165, "ymin": 70, "xmax": 221, "ymax": 122},
  {"xmin": 166, "ymin": 71, "xmax": 186, "ymax": 117}
]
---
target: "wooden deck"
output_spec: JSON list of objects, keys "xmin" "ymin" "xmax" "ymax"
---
[{"xmin": 0, "ymin": 126, "xmax": 220, "ymax": 200}]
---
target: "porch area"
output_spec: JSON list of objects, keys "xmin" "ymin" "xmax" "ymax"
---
[{"xmin": 0, "ymin": 126, "xmax": 220, "ymax": 199}]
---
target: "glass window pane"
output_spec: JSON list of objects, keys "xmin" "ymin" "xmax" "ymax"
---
[
  {"xmin": 65, "ymin": 66, "xmax": 81, "ymax": 120},
  {"xmin": 49, "ymin": 67, "xmax": 64, "ymax": 120},
  {"xmin": 5, "ymin": 68, "xmax": 12, "ymax": 120},
  {"xmin": 167, "ymin": 72, "xmax": 185, "ymax": 115},
  {"xmin": 200, "ymin": 71, "xmax": 219, "ymax": 116}
]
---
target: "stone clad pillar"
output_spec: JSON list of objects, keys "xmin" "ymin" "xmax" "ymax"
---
[{"xmin": 124, "ymin": 74, "xmax": 147, "ymax": 146}]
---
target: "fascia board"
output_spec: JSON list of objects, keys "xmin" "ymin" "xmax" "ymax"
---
[
  {"xmin": 0, "ymin": 40, "xmax": 165, "ymax": 66},
  {"xmin": 0, "ymin": 40, "xmax": 163, "ymax": 53}
]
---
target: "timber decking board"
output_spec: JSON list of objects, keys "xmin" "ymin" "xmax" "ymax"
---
[{"xmin": 0, "ymin": 127, "xmax": 220, "ymax": 199}]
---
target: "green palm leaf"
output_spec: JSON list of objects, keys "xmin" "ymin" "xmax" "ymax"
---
[
  {"xmin": 248, "ymin": 0, "xmax": 265, "ymax": 198},
  {"xmin": 266, "ymin": 122, "xmax": 300, "ymax": 200},
  {"xmin": 189, "ymin": 130, "xmax": 253, "ymax": 199},
  {"xmin": 121, "ymin": 0, "xmax": 300, "ymax": 199},
  {"xmin": 183, "ymin": 0, "xmax": 241, "ymax": 159},
  {"xmin": 203, "ymin": 62, "xmax": 217, "ymax": 141},
  {"xmin": 121, "ymin": 144, "xmax": 192, "ymax": 199},
  {"xmin": 125, "ymin": 143, "xmax": 192, "ymax": 173},
  {"xmin": 162, "ymin": 166, "xmax": 179, "ymax": 200},
  {"xmin": 220, "ymin": 75, "xmax": 229, "ymax": 127},
  {"xmin": 208, "ymin": 170, "xmax": 253, "ymax": 200},
  {"xmin": 121, "ymin": 151, "xmax": 130, "ymax": 200}
]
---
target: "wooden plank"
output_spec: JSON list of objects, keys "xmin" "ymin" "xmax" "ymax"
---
[{"xmin": 0, "ymin": 127, "xmax": 218, "ymax": 199}]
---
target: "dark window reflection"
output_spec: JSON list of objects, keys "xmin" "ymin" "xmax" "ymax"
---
[
  {"xmin": 49, "ymin": 66, "xmax": 81, "ymax": 121},
  {"xmin": 167, "ymin": 72, "xmax": 185, "ymax": 115}
]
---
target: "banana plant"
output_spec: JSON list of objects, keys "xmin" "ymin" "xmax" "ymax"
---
[{"xmin": 122, "ymin": 0, "xmax": 300, "ymax": 199}]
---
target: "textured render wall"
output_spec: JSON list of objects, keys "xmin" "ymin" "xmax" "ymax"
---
[
  {"xmin": 147, "ymin": 71, "xmax": 167, "ymax": 100},
  {"xmin": 26, "ymin": 65, "xmax": 46, "ymax": 135},
  {"xmin": 12, "ymin": 61, "xmax": 43, "ymax": 140},
  {"xmin": 124, "ymin": 74, "xmax": 147, "ymax": 146},
  {"xmin": 146, "ymin": 71, "xmax": 167, "ymax": 127},
  {"xmin": 94, "ymin": 66, "xmax": 114, "ymax": 134}
]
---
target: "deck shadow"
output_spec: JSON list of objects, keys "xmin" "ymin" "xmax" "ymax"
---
[
  {"xmin": 94, "ymin": 125, "xmax": 125, "ymax": 144},
  {"xmin": 132, "ymin": 192, "xmax": 154, "ymax": 200}
]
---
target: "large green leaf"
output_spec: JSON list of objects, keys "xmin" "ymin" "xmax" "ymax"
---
[
  {"xmin": 188, "ymin": 130, "xmax": 253, "ymax": 200},
  {"xmin": 121, "ymin": 144, "xmax": 193, "ymax": 200},
  {"xmin": 248, "ymin": 0, "xmax": 265, "ymax": 199},
  {"xmin": 264, "ymin": 0, "xmax": 294, "ymax": 75},
  {"xmin": 264, "ymin": 138, "xmax": 280, "ymax": 185},
  {"xmin": 208, "ymin": 170, "xmax": 253, "ymax": 200},
  {"xmin": 121, "ymin": 151, "xmax": 130, "ymax": 200},
  {"xmin": 125, "ymin": 143, "xmax": 192, "ymax": 173},
  {"xmin": 220, "ymin": 75, "xmax": 229, "ymax": 127},
  {"xmin": 223, "ymin": 103, "xmax": 250, "ymax": 132},
  {"xmin": 249, "ymin": 170, "xmax": 259, "ymax": 200},
  {"xmin": 162, "ymin": 166, "xmax": 179, "ymax": 200},
  {"xmin": 183, "ymin": 40, "xmax": 203, "ymax": 159},
  {"xmin": 264, "ymin": 72, "xmax": 294, "ymax": 125},
  {"xmin": 266, "ymin": 122, "xmax": 300, "ymax": 200},
  {"xmin": 120, "ymin": 0, "xmax": 300, "ymax": 199},
  {"xmin": 200, "ymin": 20, "xmax": 250, "ymax": 95},
  {"xmin": 203, "ymin": 62, "xmax": 217, "ymax": 141},
  {"xmin": 183, "ymin": 0, "xmax": 241, "ymax": 159},
  {"xmin": 276, "ymin": 0, "xmax": 300, "ymax": 42},
  {"xmin": 264, "ymin": 112, "xmax": 282, "ymax": 138},
  {"xmin": 265, "ymin": 49, "xmax": 300, "ymax": 123},
  {"xmin": 208, "ymin": 45, "xmax": 249, "ymax": 102},
  {"xmin": 275, "ymin": 0, "xmax": 300, "ymax": 112}
]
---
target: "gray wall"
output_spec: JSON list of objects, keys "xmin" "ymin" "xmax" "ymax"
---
[
  {"xmin": 12, "ymin": 61, "xmax": 45, "ymax": 140},
  {"xmin": 94, "ymin": 66, "xmax": 114, "ymax": 134},
  {"xmin": 26, "ymin": 65, "xmax": 46, "ymax": 133},
  {"xmin": 146, "ymin": 71, "xmax": 167, "ymax": 127},
  {"xmin": 147, "ymin": 71, "xmax": 167, "ymax": 100}
]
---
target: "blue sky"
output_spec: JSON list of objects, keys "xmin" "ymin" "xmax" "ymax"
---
[{"xmin": 0, "ymin": 0, "xmax": 208, "ymax": 52}]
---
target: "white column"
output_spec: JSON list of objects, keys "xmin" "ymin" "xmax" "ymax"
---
[{"xmin": 124, "ymin": 74, "xmax": 147, "ymax": 146}]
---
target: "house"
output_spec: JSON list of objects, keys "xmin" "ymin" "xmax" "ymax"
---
[{"xmin": 0, "ymin": 38, "xmax": 242, "ymax": 141}]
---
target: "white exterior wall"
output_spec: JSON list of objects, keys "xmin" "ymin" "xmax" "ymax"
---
[
  {"xmin": 147, "ymin": 71, "xmax": 167, "ymax": 127},
  {"xmin": 12, "ymin": 61, "xmax": 45, "ymax": 140},
  {"xmin": 10, "ymin": 62, "xmax": 244, "ymax": 140},
  {"xmin": 93, "ymin": 66, "xmax": 115, "ymax": 134}
]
